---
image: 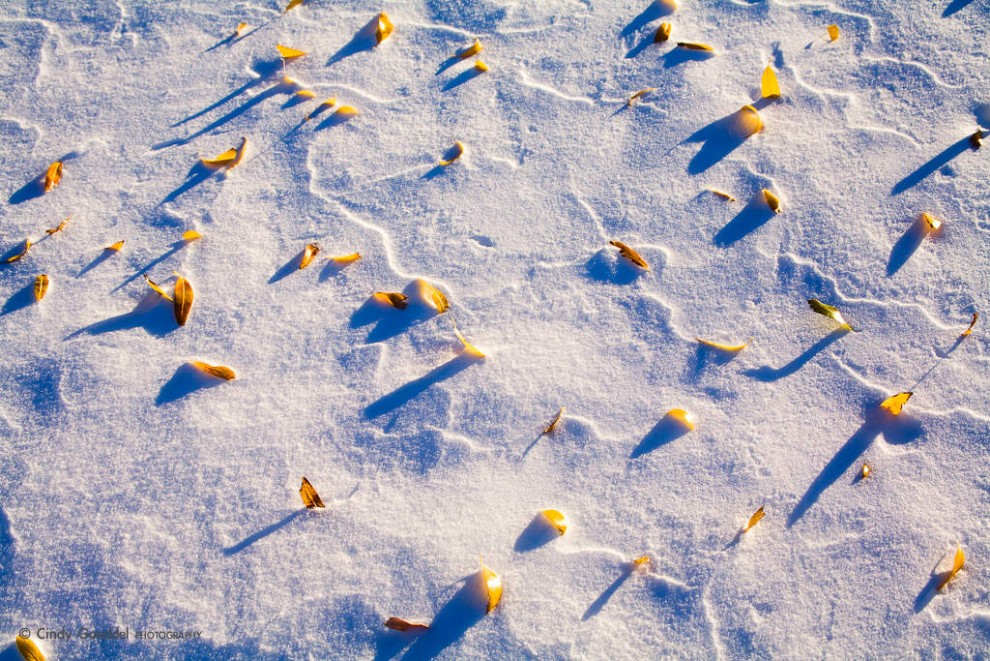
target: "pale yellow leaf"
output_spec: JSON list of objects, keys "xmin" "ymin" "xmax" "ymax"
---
[
  {"xmin": 481, "ymin": 563, "xmax": 502, "ymax": 613},
  {"xmin": 294, "ymin": 89, "xmax": 317, "ymax": 99},
  {"xmin": 474, "ymin": 60, "xmax": 489, "ymax": 73},
  {"xmin": 191, "ymin": 361, "xmax": 236, "ymax": 381},
  {"xmin": 375, "ymin": 12, "xmax": 394, "ymax": 46},
  {"xmin": 438, "ymin": 141, "xmax": 465, "ymax": 166},
  {"xmin": 34, "ymin": 274, "xmax": 49, "ymax": 301},
  {"xmin": 300, "ymin": 243, "xmax": 320, "ymax": 270},
  {"xmin": 201, "ymin": 148, "xmax": 238, "ymax": 167},
  {"xmin": 5, "ymin": 239, "xmax": 31, "ymax": 263},
  {"xmin": 453, "ymin": 322, "xmax": 485, "ymax": 359},
  {"xmin": 235, "ymin": 22, "xmax": 249, "ymax": 37},
  {"xmin": 879, "ymin": 392, "xmax": 912, "ymax": 416},
  {"xmin": 455, "ymin": 39, "xmax": 483, "ymax": 59},
  {"xmin": 143, "ymin": 274, "xmax": 173, "ymax": 301},
  {"xmin": 807, "ymin": 299, "xmax": 853, "ymax": 331},
  {"xmin": 44, "ymin": 161, "xmax": 63, "ymax": 192},
  {"xmin": 332, "ymin": 252, "xmax": 361, "ymax": 264},
  {"xmin": 335, "ymin": 105, "xmax": 360, "ymax": 119},
  {"xmin": 417, "ymin": 279, "xmax": 449, "ymax": 313},
  {"xmin": 861, "ymin": 462, "xmax": 872, "ymax": 479},
  {"xmin": 696, "ymin": 337, "xmax": 749, "ymax": 352},
  {"xmin": 627, "ymin": 87, "xmax": 657, "ymax": 107},
  {"xmin": 937, "ymin": 546, "xmax": 965, "ymax": 591},
  {"xmin": 106, "ymin": 240, "xmax": 125, "ymax": 252},
  {"xmin": 743, "ymin": 505, "xmax": 765, "ymax": 532},
  {"xmin": 677, "ymin": 41, "xmax": 715, "ymax": 52},
  {"xmin": 761, "ymin": 65, "xmax": 781, "ymax": 98},
  {"xmin": 277, "ymin": 43, "xmax": 307, "ymax": 59},
  {"xmin": 921, "ymin": 212, "xmax": 942, "ymax": 231},
  {"xmin": 183, "ymin": 230, "xmax": 202, "ymax": 242},
  {"xmin": 763, "ymin": 189, "xmax": 782, "ymax": 213},
  {"xmin": 46, "ymin": 216, "xmax": 71, "ymax": 235},
  {"xmin": 542, "ymin": 509, "xmax": 568, "ymax": 535},
  {"xmin": 665, "ymin": 408, "xmax": 695, "ymax": 431},
  {"xmin": 738, "ymin": 104, "xmax": 763, "ymax": 135},
  {"xmin": 707, "ymin": 188, "xmax": 736, "ymax": 202}
]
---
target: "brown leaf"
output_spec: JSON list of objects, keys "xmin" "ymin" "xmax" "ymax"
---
[
  {"xmin": 44, "ymin": 161, "xmax": 63, "ymax": 192},
  {"xmin": 191, "ymin": 361, "xmax": 236, "ymax": 381},
  {"xmin": 300, "ymin": 477, "xmax": 325, "ymax": 509},
  {"xmin": 384, "ymin": 617, "xmax": 430, "ymax": 633},
  {"xmin": 173, "ymin": 275, "xmax": 194, "ymax": 326}
]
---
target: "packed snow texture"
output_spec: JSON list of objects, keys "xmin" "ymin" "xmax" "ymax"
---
[{"xmin": 1, "ymin": 0, "xmax": 989, "ymax": 658}]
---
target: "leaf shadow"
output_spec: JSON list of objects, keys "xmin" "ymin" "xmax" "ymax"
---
[
  {"xmin": 0, "ymin": 644, "xmax": 23, "ymax": 661},
  {"xmin": 583, "ymin": 565, "xmax": 634, "ymax": 620},
  {"xmin": 625, "ymin": 32, "xmax": 659, "ymax": 59},
  {"xmin": 319, "ymin": 258, "xmax": 358, "ymax": 281},
  {"xmin": 155, "ymin": 362, "xmax": 229, "ymax": 406},
  {"xmin": 742, "ymin": 329, "xmax": 847, "ymax": 382},
  {"xmin": 161, "ymin": 161, "xmax": 224, "ymax": 205},
  {"xmin": 171, "ymin": 57, "xmax": 283, "ymax": 129},
  {"xmin": 943, "ymin": 0, "xmax": 977, "ymax": 19},
  {"xmin": 714, "ymin": 193, "xmax": 776, "ymax": 246},
  {"xmin": 442, "ymin": 67, "xmax": 484, "ymax": 92},
  {"xmin": 401, "ymin": 572, "xmax": 489, "ymax": 660},
  {"xmin": 8, "ymin": 152, "xmax": 78, "ymax": 204},
  {"xmin": 315, "ymin": 108, "xmax": 358, "ymax": 131},
  {"xmin": 269, "ymin": 249, "xmax": 307, "ymax": 284},
  {"xmin": 887, "ymin": 216, "xmax": 929, "ymax": 276},
  {"xmin": 891, "ymin": 136, "xmax": 972, "ymax": 194},
  {"xmin": 0, "ymin": 282, "xmax": 36, "ymax": 317},
  {"xmin": 364, "ymin": 354, "xmax": 476, "ymax": 419},
  {"xmin": 514, "ymin": 513, "xmax": 561, "ymax": 552},
  {"xmin": 630, "ymin": 412, "xmax": 692, "ymax": 458},
  {"xmin": 110, "ymin": 243, "xmax": 186, "ymax": 293},
  {"xmin": 222, "ymin": 508, "xmax": 308, "ymax": 556},
  {"xmin": 914, "ymin": 558, "xmax": 955, "ymax": 612},
  {"xmin": 327, "ymin": 15, "xmax": 380, "ymax": 65},
  {"xmin": 77, "ymin": 248, "xmax": 118, "ymax": 277},
  {"xmin": 690, "ymin": 344, "xmax": 743, "ymax": 378},
  {"xmin": 684, "ymin": 107, "xmax": 758, "ymax": 174},
  {"xmin": 350, "ymin": 284, "xmax": 438, "ymax": 343},
  {"xmin": 585, "ymin": 250, "xmax": 647, "ymax": 284},
  {"xmin": 662, "ymin": 46, "xmax": 717, "ymax": 68},
  {"xmin": 620, "ymin": 1, "xmax": 675, "ymax": 39},
  {"xmin": 66, "ymin": 292, "xmax": 177, "ymax": 338}
]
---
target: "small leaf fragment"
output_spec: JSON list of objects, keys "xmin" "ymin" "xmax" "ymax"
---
[
  {"xmin": 46, "ymin": 215, "xmax": 71, "ymax": 235},
  {"xmin": 335, "ymin": 105, "xmax": 360, "ymax": 119},
  {"xmin": 743, "ymin": 505, "xmax": 765, "ymax": 532},
  {"xmin": 937, "ymin": 546, "xmax": 965, "ymax": 591},
  {"xmin": 921, "ymin": 212, "xmax": 942, "ymax": 232},
  {"xmin": 453, "ymin": 322, "xmax": 486, "ymax": 359},
  {"xmin": 761, "ymin": 65, "xmax": 781, "ymax": 99},
  {"xmin": 677, "ymin": 41, "xmax": 715, "ymax": 52},
  {"xmin": 542, "ymin": 509, "xmax": 568, "ymax": 535},
  {"xmin": 455, "ymin": 38, "xmax": 483, "ymax": 59},
  {"xmin": 665, "ymin": 408, "xmax": 695, "ymax": 431},
  {"xmin": 384, "ymin": 618, "xmax": 429, "ymax": 633},
  {"xmin": 632, "ymin": 554, "xmax": 652, "ymax": 569},
  {"xmin": 543, "ymin": 406, "xmax": 565, "ymax": 435},
  {"xmin": 300, "ymin": 243, "xmax": 320, "ymax": 270},
  {"xmin": 235, "ymin": 22, "xmax": 249, "ymax": 37},
  {"xmin": 970, "ymin": 129, "xmax": 983, "ymax": 150},
  {"xmin": 627, "ymin": 87, "xmax": 657, "ymax": 107},
  {"xmin": 438, "ymin": 141, "xmax": 465, "ymax": 167},
  {"xmin": 807, "ymin": 298, "xmax": 853, "ymax": 331},
  {"xmin": 191, "ymin": 361, "xmax": 236, "ymax": 381},
  {"xmin": 202, "ymin": 148, "xmax": 238, "ymax": 167},
  {"xmin": 44, "ymin": 160, "xmax": 63, "ymax": 193},
  {"xmin": 609, "ymin": 240, "xmax": 649, "ymax": 270},
  {"xmin": 696, "ymin": 337, "xmax": 749, "ymax": 352},
  {"xmin": 860, "ymin": 462, "xmax": 872, "ymax": 480},
  {"xmin": 15, "ymin": 635, "xmax": 45, "ymax": 661},
  {"xmin": 285, "ymin": 0, "xmax": 305, "ymax": 12},
  {"xmin": 5, "ymin": 239, "xmax": 31, "ymax": 263},
  {"xmin": 474, "ymin": 61, "xmax": 489, "ymax": 73},
  {"xmin": 277, "ymin": 43, "xmax": 307, "ymax": 59},
  {"xmin": 106, "ymin": 240, "xmax": 125, "ymax": 252},
  {"xmin": 654, "ymin": 22, "xmax": 672, "ymax": 43},
  {"xmin": 879, "ymin": 392, "xmax": 912, "ymax": 416},
  {"xmin": 738, "ymin": 104, "xmax": 763, "ymax": 135},
  {"xmin": 707, "ymin": 188, "xmax": 736, "ymax": 202},
  {"xmin": 299, "ymin": 476, "xmax": 325, "ymax": 509},
  {"xmin": 961, "ymin": 312, "xmax": 978, "ymax": 337},
  {"xmin": 827, "ymin": 24, "xmax": 840, "ymax": 41},
  {"xmin": 481, "ymin": 562, "xmax": 502, "ymax": 613},
  {"xmin": 173, "ymin": 275, "xmax": 194, "ymax": 326},
  {"xmin": 373, "ymin": 292, "xmax": 409, "ymax": 310},
  {"xmin": 34, "ymin": 274, "xmax": 49, "ymax": 301},
  {"xmin": 183, "ymin": 230, "xmax": 202, "ymax": 242},
  {"xmin": 332, "ymin": 252, "xmax": 361, "ymax": 264},
  {"xmin": 375, "ymin": 12, "xmax": 394, "ymax": 46},
  {"xmin": 144, "ymin": 274, "xmax": 173, "ymax": 301},
  {"xmin": 763, "ymin": 189, "xmax": 782, "ymax": 213},
  {"xmin": 417, "ymin": 279, "xmax": 449, "ymax": 313}
]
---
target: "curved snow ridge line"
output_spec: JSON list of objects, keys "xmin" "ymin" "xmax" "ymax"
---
[
  {"xmin": 861, "ymin": 55, "xmax": 964, "ymax": 91},
  {"xmin": 517, "ymin": 70, "xmax": 597, "ymax": 106},
  {"xmin": 427, "ymin": 426, "xmax": 492, "ymax": 455},
  {"xmin": 775, "ymin": 0, "xmax": 878, "ymax": 42},
  {"xmin": 400, "ymin": 20, "xmax": 477, "ymax": 39},
  {"xmin": 317, "ymin": 84, "xmax": 404, "ymax": 105},
  {"xmin": 631, "ymin": 292, "xmax": 695, "ymax": 345},
  {"xmin": 701, "ymin": 582, "xmax": 727, "ymax": 661},
  {"xmin": 570, "ymin": 191, "xmax": 608, "ymax": 243}
]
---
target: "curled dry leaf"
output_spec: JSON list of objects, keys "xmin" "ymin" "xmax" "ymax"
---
[
  {"xmin": 229, "ymin": 137, "xmax": 249, "ymax": 169},
  {"xmin": 277, "ymin": 43, "xmax": 307, "ymax": 59},
  {"xmin": 542, "ymin": 509, "xmax": 568, "ymax": 535},
  {"xmin": 696, "ymin": 337, "xmax": 749, "ymax": 352},
  {"xmin": 384, "ymin": 618, "xmax": 429, "ymax": 633},
  {"xmin": 375, "ymin": 12, "xmax": 394, "ymax": 46},
  {"xmin": 374, "ymin": 292, "xmax": 408, "ymax": 310},
  {"xmin": 335, "ymin": 105, "xmax": 360, "ymax": 119},
  {"xmin": 474, "ymin": 61, "xmax": 489, "ymax": 73},
  {"xmin": 677, "ymin": 41, "xmax": 715, "ymax": 52},
  {"xmin": 332, "ymin": 252, "xmax": 361, "ymax": 264},
  {"xmin": 763, "ymin": 189, "xmax": 782, "ymax": 213},
  {"xmin": 439, "ymin": 141, "xmax": 465, "ymax": 166},
  {"xmin": 609, "ymin": 240, "xmax": 649, "ymax": 270},
  {"xmin": 632, "ymin": 554, "xmax": 652, "ymax": 570},
  {"xmin": 921, "ymin": 212, "xmax": 942, "ymax": 231},
  {"xmin": 15, "ymin": 635, "xmax": 45, "ymax": 661},
  {"xmin": 860, "ymin": 462, "xmax": 872, "ymax": 480},
  {"xmin": 183, "ymin": 230, "xmax": 202, "ymax": 242},
  {"xmin": 235, "ymin": 22, "xmax": 249, "ymax": 37},
  {"xmin": 34, "ymin": 274, "xmax": 49, "ymax": 301},
  {"xmin": 46, "ymin": 216, "xmax": 71, "ymax": 235},
  {"xmin": 191, "ymin": 361, "xmax": 236, "ymax": 381},
  {"xmin": 417, "ymin": 279, "xmax": 449, "ymax": 313},
  {"xmin": 454, "ymin": 323, "xmax": 486, "ymax": 359},
  {"xmin": 665, "ymin": 408, "xmax": 695, "ymax": 431},
  {"xmin": 962, "ymin": 312, "xmax": 978, "ymax": 337},
  {"xmin": 44, "ymin": 161, "xmax": 63, "ymax": 193},
  {"xmin": 173, "ymin": 275, "xmax": 194, "ymax": 326},
  {"xmin": 627, "ymin": 87, "xmax": 657, "ymax": 107},
  {"xmin": 106, "ymin": 240, "xmax": 125, "ymax": 252},
  {"xmin": 285, "ymin": 0, "xmax": 304, "ymax": 11},
  {"xmin": 971, "ymin": 129, "xmax": 983, "ymax": 150},
  {"xmin": 543, "ymin": 407, "xmax": 565, "ymax": 435},
  {"xmin": 738, "ymin": 104, "xmax": 763, "ymax": 135},
  {"xmin": 761, "ymin": 65, "xmax": 781, "ymax": 98},
  {"xmin": 456, "ymin": 38, "xmax": 484, "ymax": 59},
  {"xmin": 937, "ymin": 546, "xmax": 965, "ymax": 591},
  {"xmin": 654, "ymin": 22, "xmax": 672, "ymax": 43},
  {"xmin": 481, "ymin": 562, "xmax": 502, "ymax": 613},
  {"xmin": 807, "ymin": 299, "xmax": 853, "ymax": 331},
  {"xmin": 708, "ymin": 188, "xmax": 736, "ymax": 202},
  {"xmin": 201, "ymin": 137, "xmax": 247, "ymax": 168},
  {"xmin": 743, "ymin": 505, "xmax": 765, "ymax": 532},
  {"xmin": 144, "ymin": 275, "xmax": 173, "ymax": 301},
  {"xmin": 299, "ymin": 476, "xmax": 326, "ymax": 509},
  {"xmin": 879, "ymin": 392, "xmax": 912, "ymax": 416},
  {"xmin": 300, "ymin": 244, "xmax": 320, "ymax": 270},
  {"xmin": 827, "ymin": 24, "xmax": 840, "ymax": 41},
  {"xmin": 5, "ymin": 239, "xmax": 31, "ymax": 263}
]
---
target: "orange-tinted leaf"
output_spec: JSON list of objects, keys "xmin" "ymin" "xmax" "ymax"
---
[
  {"xmin": 374, "ymin": 292, "xmax": 408, "ymax": 310},
  {"xmin": 202, "ymin": 148, "xmax": 238, "ymax": 167},
  {"xmin": 183, "ymin": 230, "xmax": 202, "ymax": 242},
  {"xmin": 5, "ymin": 239, "xmax": 31, "ymax": 263},
  {"xmin": 46, "ymin": 215, "xmax": 71, "ymax": 235},
  {"xmin": 235, "ymin": 22, "xmax": 249, "ymax": 37},
  {"xmin": 743, "ymin": 505, "xmax": 765, "ymax": 532},
  {"xmin": 332, "ymin": 252, "xmax": 361, "ymax": 264},
  {"xmin": 384, "ymin": 618, "xmax": 429, "ymax": 633},
  {"xmin": 808, "ymin": 299, "xmax": 853, "ymax": 331},
  {"xmin": 738, "ymin": 104, "xmax": 763, "ymax": 135},
  {"xmin": 285, "ymin": 0, "xmax": 304, "ymax": 11},
  {"xmin": 173, "ymin": 275, "xmax": 194, "ymax": 326},
  {"xmin": 542, "ymin": 509, "xmax": 567, "ymax": 535},
  {"xmin": 375, "ymin": 12, "xmax": 394, "ymax": 46},
  {"xmin": 455, "ymin": 38, "xmax": 483, "ymax": 59},
  {"xmin": 654, "ymin": 22, "xmax": 672, "ymax": 43},
  {"xmin": 627, "ymin": 87, "xmax": 657, "ymax": 107},
  {"xmin": 277, "ymin": 43, "xmax": 307, "ymax": 59},
  {"xmin": 827, "ymin": 24, "xmax": 840, "ymax": 41},
  {"xmin": 191, "ymin": 361, "xmax": 236, "ymax": 381},
  {"xmin": 417, "ymin": 279, "xmax": 449, "ymax": 313},
  {"xmin": 665, "ymin": 408, "xmax": 695, "ymax": 431},
  {"xmin": 677, "ymin": 41, "xmax": 715, "ymax": 51},
  {"xmin": 300, "ymin": 243, "xmax": 320, "ymax": 270},
  {"xmin": 294, "ymin": 89, "xmax": 317, "ymax": 99},
  {"xmin": 229, "ymin": 136, "xmax": 248, "ymax": 168},
  {"xmin": 696, "ymin": 337, "xmax": 749, "ymax": 352},
  {"xmin": 707, "ymin": 188, "xmax": 736, "ymax": 202},
  {"xmin": 609, "ymin": 240, "xmax": 649, "ymax": 269},
  {"xmin": 632, "ymin": 554, "xmax": 652, "ymax": 569},
  {"xmin": 15, "ymin": 635, "xmax": 44, "ymax": 661},
  {"xmin": 922, "ymin": 212, "xmax": 942, "ymax": 231},
  {"xmin": 474, "ymin": 61, "xmax": 489, "ymax": 73},
  {"xmin": 44, "ymin": 161, "xmax": 63, "ymax": 192},
  {"xmin": 144, "ymin": 274, "xmax": 173, "ymax": 301},
  {"xmin": 937, "ymin": 546, "xmax": 965, "ymax": 591},
  {"xmin": 481, "ymin": 563, "xmax": 502, "ymax": 613},
  {"xmin": 299, "ymin": 476, "xmax": 325, "ymax": 509},
  {"xmin": 860, "ymin": 462, "xmax": 872, "ymax": 479},
  {"xmin": 34, "ymin": 274, "xmax": 49, "ymax": 301},
  {"xmin": 962, "ymin": 312, "xmax": 978, "ymax": 337},
  {"xmin": 971, "ymin": 129, "xmax": 983, "ymax": 150},
  {"xmin": 438, "ymin": 141, "xmax": 465, "ymax": 167},
  {"xmin": 453, "ymin": 322, "xmax": 485, "ymax": 359},
  {"xmin": 763, "ymin": 189, "xmax": 782, "ymax": 213},
  {"xmin": 879, "ymin": 392, "xmax": 912, "ymax": 416},
  {"xmin": 543, "ymin": 407, "xmax": 565, "ymax": 434},
  {"xmin": 334, "ymin": 105, "xmax": 360, "ymax": 119},
  {"xmin": 106, "ymin": 240, "xmax": 125, "ymax": 252}
]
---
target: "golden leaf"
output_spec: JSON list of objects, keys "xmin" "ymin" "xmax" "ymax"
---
[
  {"xmin": 191, "ymin": 361, "xmax": 236, "ymax": 381},
  {"xmin": 299, "ymin": 476, "xmax": 325, "ymax": 509},
  {"xmin": 481, "ymin": 562, "xmax": 502, "ymax": 613},
  {"xmin": 5, "ymin": 239, "xmax": 31, "ymax": 263},
  {"xmin": 143, "ymin": 274, "xmax": 173, "ymax": 301},
  {"xmin": 609, "ymin": 240, "xmax": 649, "ymax": 270},
  {"xmin": 763, "ymin": 189, "xmax": 782, "ymax": 213},
  {"xmin": 937, "ymin": 546, "xmax": 965, "ymax": 591},
  {"xmin": 455, "ymin": 38, "xmax": 484, "ymax": 59},
  {"xmin": 632, "ymin": 554, "xmax": 652, "ymax": 569},
  {"xmin": 106, "ymin": 240, "xmax": 125, "ymax": 252},
  {"xmin": 654, "ymin": 22, "xmax": 672, "ymax": 43},
  {"xmin": 738, "ymin": 104, "xmax": 763, "ymax": 135},
  {"xmin": 34, "ymin": 274, "xmax": 49, "ymax": 301},
  {"xmin": 666, "ymin": 408, "xmax": 695, "ymax": 431},
  {"xmin": 921, "ymin": 212, "xmax": 942, "ymax": 231},
  {"xmin": 285, "ymin": 0, "xmax": 304, "ymax": 11},
  {"xmin": 305, "ymin": 97, "xmax": 337, "ymax": 121},
  {"xmin": 44, "ymin": 160, "xmax": 63, "ymax": 192},
  {"xmin": 543, "ymin": 406, "xmax": 565, "ymax": 434},
  {"xmin": 696, "ymin": 337, "xmax": 749, "ymax": 352},
  {"xmin": 879, "ymin": 392, "xmax": 912, "ymax": 417},
  {"xmin": 230, "ymin": 136, "xmax": 249, "ymax": 169},
  {"xmin": 294, "ymin": 89, "xmax": 317, "ymax": 99},
  {"xmin": 375, "ymin": 11, "xmax": 394, "ymax": 46},
  {"xmin": 235, "ymin": 22, "xmax": 249, "ymax": 37},
  {"xmin": 438, "ymin": 141, "xmax": 465, "ymax": 166},
  {"xmin": 417, "ymin": 279, "xmax": 449, "ymax": 313},
  {"xmin": 542, "ymin": 509, "xmax": 568, "ymax": 535},
  {"xmin": 743, "ymin": 505, "xmax": 765, "ymax": 532},
  {"xmin": 300, "ymin": 243, "xmax": 320, "ymax": 270},
  {"xmin": 46, "ymin": 215, "xmax": 71, "ymax": 235},
  {"xmin": 15, "ymin": 635, "xmax": 45, "ymax": 661},
  {"xmin": 374, "ymin": 292, "xmax": 408, "ymax": 310},
  {"xmin": 627, "ymin": 87, "xmax": 657, "ymax": 107},
  {"xmin": 677, "ymin": 41, "xmax": 715, "ymax": 52},
  {"xmin": 335, "ymin": 105, "xmax": 360, "ymax": 119},
  {"xmin": 173, "ymin": 275, "xmax": 194, "ymax": 326},
  {"xmin": 707, "ymin": 188, "xmax": 736, "ymax": 202},
  {"xmin": 861, "ymin": 462, "xmax": 872, "ymax": 479},
  {"xmin": 202, "ymin": 148, "xmax": 238, "ymax": 167},
  {"xmin": 332, "ymin": 252, "xmax": 362, "ymax": 264},
  {"xmin": 761, "ymin": 65, "xmax": 781, "ymax": 98},
  {"xmin": 807, "ymin": 299, "xmax": 853, "ymax": 331},
  {"xmin": 454, "ymin": 322, "xmax": 486, "ymax": 359},
  {"xmin": 384, "ymin": 618, "xmax": 429, "ymax": 633},
  {"xmin": 962, "ymin": 312, "xmax": 978, "ymax": 337},
  {"xmin": 827, "ymin": 24, "xmax": 840, "ymax": 41},
  {"xmin": 474, "ymin": 60, "xmax": 489, "ymax": 73},
  {"xmin": 277, "ymin": 43, "xmax": 307, "ymax": 59},
  {"xmin": 183, "ymin": 230, "xmax": 202, "ymax": 242},
  {"xmin": 971, "ymin": 129, "xmax": 983, "ymax": 150}
]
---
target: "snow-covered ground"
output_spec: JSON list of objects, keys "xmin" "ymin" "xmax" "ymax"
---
[{"xmin": 1, "ymin": 0, "xmax": 988, "ymax": 658}]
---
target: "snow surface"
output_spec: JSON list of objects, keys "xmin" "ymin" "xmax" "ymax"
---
[{"xmin": 1, "ymin": 0, "xmax": 989, "ymax": 658}]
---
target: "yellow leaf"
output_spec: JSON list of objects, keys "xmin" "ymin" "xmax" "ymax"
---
[
  {"xmin": 676, "ymin": 41, "xmax": 715, "ymax": 52},
  {"xmin": 5, "ymin": 239, "xmax": 31, "ymax": 263},
  {"xmin": 609, "ymin": 240, "xmax": 649, "ymax": 270},
  {"xmin": 738, "ymin": 104, "xmax": 763, "ymax": 135},
  {"xmin": 962, "ymin": 312, "xmax": 978, "ymax": 337},
  {"xmin": 937, "ymin": 546, "xmax": 965, "ymax": 591},
  {"xmin": 627, "ymin": 87, "xmax": 657, "ymax": 107},
  {"xmin": 34, "ymin": 274, "xmax": 49, "ymax": 301},
  {"xmin": 807, "ymin": 299, "xmax": 853, "ymax": 331},
  {"xmin": 743, "ymin": 505, "xmax": 765, "ymax": 532},
  {"xmin": 453, "ymin": 322, "xmax": 486, "ymax": 359},
  {"xmin": 455, "ymin": 38, "xmax": 484, "ymax": 59},
  {"xmin": 632, "ymin": 554, "xmax": 652, "ymax": 569},
  {"xmin": 707, "ymin": 188, "xmax": 736, "ymax": 202},
  {"xmin": 375, "ymin": 11, "xmax": 394, "ymax": 46},
  {"xmin": 763, "ymin": 189, "xmax": 782, "ymax": 213},
  {"xmin": 294, "ymin": 89, "xmax": 317, "ymax": 99},
  {"xmin": 183, "ymin": 230, "xmax": 202, "ymax": 242},
  {"xmin": 654, "ymin": 22, "xmax": 672, "ymax": 43},
  {"xmin": 373, "ymin": 292, "xmax": 408, "ymax": 310},
  {"xmin": 191, "ymin": 361, "xmax": 236, "ymax": 381},
  {"xmin": 143, "ymin": 274, "xmax": 173, "ymax": 301},
  {"xmin": 44, "ymin": 160, "xmax": 63, "ymax": 192},
  {"xmin": 235, "ymin": 22, "xmax": 249, "ymax": 37},
  {"xmin": 300, "ymin": 243, "xmax": 320, "ymax": 270},
  {"xmin": 879, "ymin": 392, "xmax": 912, "ymax": 416},
  {"xmin": 971, "ymin": 129, "xmax": 983, "ymax": 150},
  {"xmin": 384, "ymin": 617, "xmax": 429, "ymax": 632},
  {"xmin": 474, "ymin": 60, "xmax": 489, "ymax": 73},
  {"xmin": 230, "ymin": 136, "xmax": 249, "ymax": 169},
  {"xmin": 543, "ymin": 406, "xmax": 565, "ymax": 434},
  {"xmin": 417, "ymin": 279, "xmax": 449, "ymax": 313},
  {"xmin": 541, "ymin": 509, "xmax": 568, "ymax": 535},
  {"xmin": 202, "ymin": 148, "xmax": 238, "ymax": 167},
  {"xmin": 921, "ymin": 212, "xmax": 942, "ymax": 231},
  {"xmin": 438, "ymin": 141, "xmax": 465, "ymax": 166},
  {"xmin": 860, "ymin": 462, "xmax": 872, "ymax": 479},
  {"xmin": 696, "ymin": 337, "xmax": 749, "ymax": 352},
  {"xmin": 106, "ymin": 240, "xmax": 125, "ymax": 252},
  {"xmin": 285, "ymin": 0, "xmax": 304, "ymax": 11},
  {"xmin": 665, "ymin": 408, "xmax": 695, "ymax": 431},
  {"xmin": 277, "ymin": 43, "xmax": 307, "ymax": 59},
  {"xmin": 761, "ymin": 65, "xmax": 781, "ymax": 98},
  {"xmin": 335, "ymin": 105, "xmax": 360, "ymax": 119},
  {"xmin": 827, "ymin": 24, "xmax": 840, "ymax": 41},
  {"xmin": 15, "ymin": 635, "xmax": 45, "ymax": 661},
  {"xmin": 299, "ymin": 476, "xmax": 325, "ymax": 509},
  {"xmin": 481, "ymin": 563, "xmax": 502, "ymax": 613},
  {"xmin": 46, "ymin": 215, "xmax": 71, "ymax": 235},
  {"xmin": 173, "ymin": 275, "xmax": 194, "ymax": 326},
  {"xmin": 332, "ymin": 252, "xmax": 361, "ymax": 264}
]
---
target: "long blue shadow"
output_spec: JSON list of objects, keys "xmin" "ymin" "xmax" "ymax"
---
[
  {"xmin": 111, "ymin": 243, "xmax": 184, "ymax": 293},
  {"xmin": 662, "ymin": 46, "xmax": 717, "ymax": 68},
  {"xmin": 583, "ymin": 566, "xmax": 634, "ymax": 620},
  {"xmin": 67, "ymin": 293, "xmax": 177, "ymax": 339},
  {"xmin": 77, "ymin": 248, "xmax": 117, "ymax": 277},
  {"xmin": 684, "ymin": 107, "xmax": 755, "ymax": 174},
  {"xmin": 943, "ymin": 0, "xmax": 976, "ymax": 17},
  {"xmin": 223, "ymin": 508, "xmax": 307, "ymax": 555},
  {"xmin": 891, "ymin": 136, "xmax": 972, "ymax": 194},
  {"xmin": 630, "ymin": 413, "xmax": 692, "ymax": 458},
  {"xmin": 401, "ymin": 573, "xmax": 488, "ymax": 660},
  {"xmin": 327, "ymin": 15, "xmax": 379, "ymax": 65},
  {"xmin": 172, "ymin": 57, "xmax": 282, "ymax": 128},
  {"xmin": 364, "ymin": 354, "xmax": 475, "ymax": 419},
  {"xmin": 514, "ymin": 514, "xmax": 561, "ymax": 552},
  {"xmin": 714, "ymin": 194, "xmax": 775, "ymax": 246},
  {"xmin": 161, "ymin": 162, "xmax": 223, "ymax": 205},
  {"xmin": 585, "ymin": 250, "xmax": 646, "ymax": 284},
  {"xmin": 620, "ymin": 1, "xmax": 675, "ymax": 39},
  {"xmin": 886, "ymin": 216, "xmax": 927, "ymax": 276},
  {"xmin": 742, "ymin": 329, "xmax": 847, "ymax": 382},
  {"xmin": 1, "ymin": 283, "xmax": 36, "ymax": 317},
  {"xmin": 155, "ymin": 362, "xmax": 227, "ymax": 405},
  {"xmin": 442, "ymin": 67, "xmax": 484, "ymax": 92}
]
